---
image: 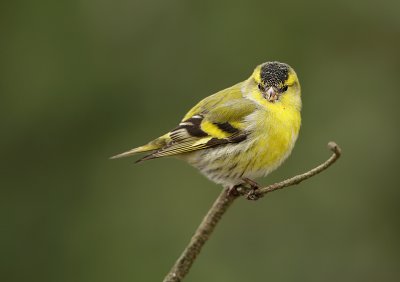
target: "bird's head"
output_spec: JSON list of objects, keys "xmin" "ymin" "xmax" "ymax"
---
[{"xmin": 244, "ymin": 61, "xmax": 301, "ymax": 110}]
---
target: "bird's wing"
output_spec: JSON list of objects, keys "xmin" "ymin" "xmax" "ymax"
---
[
  {"xmin": 182, "ymin": 82, "xmax": 244, "ymax": 120},
  {"xmin": 137, "ymin": 91, "xmax": 257, "ymax": 162}
]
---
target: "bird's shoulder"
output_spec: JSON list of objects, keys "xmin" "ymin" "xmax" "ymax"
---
[{"xmin": 182, "ymin": 82, "xmax": 246, "ymax": 120}]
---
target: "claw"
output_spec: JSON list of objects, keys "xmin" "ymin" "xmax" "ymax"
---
[
  {"xmin": 227, "ymin": 184, "xmax": 242, "ymax": 197},
  {"xmin": 246, "ymin": 190, "xmax": 262, "ymax": 201},
  {"xmin": 242, "ymin": 178, "xmax": 262, "ymax": 201}
]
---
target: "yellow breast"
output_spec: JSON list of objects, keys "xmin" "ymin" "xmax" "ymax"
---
[{"xmin": 248, "ymin": 102, "xmax": 301, "ymax": 173}]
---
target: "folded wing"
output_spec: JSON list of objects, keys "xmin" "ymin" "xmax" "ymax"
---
[{"xmin": 137, "ymin": 97, "xmax": 256, "ymax": 162}]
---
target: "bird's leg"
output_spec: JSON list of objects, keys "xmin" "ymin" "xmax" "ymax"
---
[
  {"xmin": 227, "ymin": 178, "xmax": 263, "ymax": 200},
  {"xmin": 227, "ymin": 184, "xmax": 243, "ymax": 197},
  {"xmin": 242, "ymin": 177, "xmax": 263, "ymax": 200},
  {"xmin": 242, "ymin": 177, "xmax": 261, "ymax": 189}
]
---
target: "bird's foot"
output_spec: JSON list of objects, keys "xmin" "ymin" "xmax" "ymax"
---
[
  {"xmin": 242, "ymin": 178, "xmax": 263, "ymax": 201},
  {"xmin": 227, "ymin": 184, "xmax": 242, "ymax": 197}
]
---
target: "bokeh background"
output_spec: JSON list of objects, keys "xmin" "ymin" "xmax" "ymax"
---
[{"xmin": 1, "ymin": 0, "xmax": 400, "ymax": 281}]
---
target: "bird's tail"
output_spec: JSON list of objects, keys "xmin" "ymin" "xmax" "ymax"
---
[
  {"xmin": 109, "ymin": 145, "xmax": 155, "ymax": 159},
  {"xmin": 110, "ymin": 134, "xmax": 169, "ymax": 160}
]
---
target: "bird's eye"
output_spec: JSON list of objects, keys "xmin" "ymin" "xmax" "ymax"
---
[
  {"xmin": 258, "ymin": 84, "xmax": 264, "ymax": 91},
  {"xmin": 281, "ymin": 85, "xmax": 288, "ymax": 92}
]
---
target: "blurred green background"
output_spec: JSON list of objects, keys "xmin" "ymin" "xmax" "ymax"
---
[{"xmin": 1, "ymin": 0, "xmax": 400, "ymax": 281}]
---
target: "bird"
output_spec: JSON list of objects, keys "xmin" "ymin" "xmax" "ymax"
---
[{"xmin": 111, "ymin": 61, "xmax": 301, "ymax": 193}]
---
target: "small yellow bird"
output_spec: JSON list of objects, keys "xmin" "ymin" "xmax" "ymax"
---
[{"xmin": 112, "ymin": 61, "xmax": 301, "ymax": 191}]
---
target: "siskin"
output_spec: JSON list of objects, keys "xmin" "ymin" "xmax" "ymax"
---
[{"xmin": 111, "ymin": 61, "xmax": 301, "ymax": 191}]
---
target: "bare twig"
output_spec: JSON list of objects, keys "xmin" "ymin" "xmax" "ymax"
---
[
  {"xmin": 163, "ymin": 142, "xmax": 341, "ymax": 282},
  {"xmin": 245, "ymin": 141, "xmax": 342, "ymax": 200},
  {"xmin": 163, "ymin": 187, "xmax": 238, "ymax": 282}
]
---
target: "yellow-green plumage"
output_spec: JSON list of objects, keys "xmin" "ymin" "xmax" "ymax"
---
[{"xmin": 111, "ymin": 61, "xmax": 301, "ymax": 188}]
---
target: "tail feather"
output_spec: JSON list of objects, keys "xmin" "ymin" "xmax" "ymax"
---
[
  {"xmin": 134, "ymin": 153, "xmax": 157, "ymax": 163},
  {"xmin": 110, "ymin": 145, "xmax": 153, "ymax": 159},
  {"xmin": 110, "ymin": 134, "xmax": 170, "ymax": 160}
]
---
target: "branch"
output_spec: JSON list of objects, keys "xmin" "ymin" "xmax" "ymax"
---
[
  {"xmin": 163, "ymin": 142, "xmax": 342, "ymax": 282},
  {"xmin": 245, "ymin": 141, "xmax": 342, "ymax": 200}
]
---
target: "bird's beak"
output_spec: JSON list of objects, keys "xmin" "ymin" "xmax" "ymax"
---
[{"xmin": 265, "ymin": 87, "xmax": 278, "ymax": 102}]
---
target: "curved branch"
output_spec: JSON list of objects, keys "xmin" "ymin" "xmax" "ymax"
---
[
  {"xmin": 245, "ymin": 141, "xmax": 342, "ymax": 200},
  {"xmin": 163, "ymin": 142, "xmax": 342, "ymax": 282}
]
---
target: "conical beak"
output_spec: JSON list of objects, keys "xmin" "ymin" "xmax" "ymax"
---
[{"xmin": 265, "ymin": 87, "xmax": 278, "ymax": 102}]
